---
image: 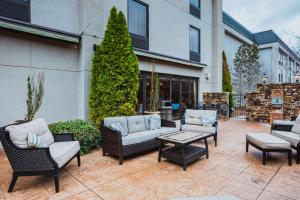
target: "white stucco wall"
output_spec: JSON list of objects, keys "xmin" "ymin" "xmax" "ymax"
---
[{"xmin": 0, "ymin": 33, "xmax": 80, "ymax": 126}]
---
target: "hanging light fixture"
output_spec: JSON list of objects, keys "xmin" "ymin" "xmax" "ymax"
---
[
  {"xmin": 294, "ymin": 71, "xmax": 300, "ymax": 83},
  {"xmin": 262, "ymin": 73, "xmax": 268, "ymax": 84}
]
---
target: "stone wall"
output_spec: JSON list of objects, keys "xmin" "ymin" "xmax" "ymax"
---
[
  {"xmin": 203, "ymin": 92, "xmax": 229, "ymax": 117},
  {"xmin": 245, "ymin": 83, "xmax": 300, "ymax": 122}
]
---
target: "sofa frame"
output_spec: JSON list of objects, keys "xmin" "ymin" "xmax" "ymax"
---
[
  {"xmin": 101, "ymin": 119, "xmax": 176, "ymax": 165},
  {"xmin": 271, "ymin": 123, "xmax": 300, "ymax": 164},
  {"xmin": 0, "ymin": 122, "xmax": 80, "ymax": 193}
]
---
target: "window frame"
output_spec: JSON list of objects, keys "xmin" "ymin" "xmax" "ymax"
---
[
  {"xmin": 127, "ymin": 0, "xmax": 149, "ymax": 50},
  {"xmin": 189, "ymin": 25, "xmax": 201, "ymax": 63},
  {"xmin": 189, "ymin": 0, "xmax": 201, "ymax": 19},
  {"xmin": 0, "ymin": 0, "xmax": 31, "ymax": 22}
]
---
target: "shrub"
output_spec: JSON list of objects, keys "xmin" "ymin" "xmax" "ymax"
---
[
  {"xmin": 48, "ymin": 119, "xmax": 100, "ymax": 155},
  {"xmin": 222, "ymin": 51, "xmax": 234, "ymax": 115},
  {"xmin": 89, "ymin": 7, "xmax": 140, "ymax": 128}
]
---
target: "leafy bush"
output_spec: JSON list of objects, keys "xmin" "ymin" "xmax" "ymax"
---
[
  {"xmin": 89, "ymin": 7, "xmax": 140, "ymax": 128},
  {"xmin": 48, "ymin": 119, "xmax": 100, "ymax": 155}
]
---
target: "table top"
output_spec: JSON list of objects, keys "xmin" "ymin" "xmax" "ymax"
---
[{"xmin": 157, "ymin": 130, "xmax": 212, "ymax": 145}]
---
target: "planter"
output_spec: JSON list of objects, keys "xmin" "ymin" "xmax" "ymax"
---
[{"xmin": 144, "ymin": 111, "xmax": 161, "ymax": 115}]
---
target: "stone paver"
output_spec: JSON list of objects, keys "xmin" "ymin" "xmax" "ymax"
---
[{"xmin": 0, "ymin": 120, "xmax": 299, "ymax": 200}]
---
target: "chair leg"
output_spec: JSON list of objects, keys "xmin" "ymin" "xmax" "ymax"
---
[
  {"xmin": 214, "ymin": 135, "xmax": 217, "ymax": 147},
  {"xmin": 246, "ymin": 141, "xmax": 249, "ymax": 152},
  {"xmin": 288, "ymin": 150, "xmax": 292, "ymax": 166},
  {"xmin": 77, "ymin": 152, "xmax": 81, "ymax": 166},
  {"xmin": 262, "ymin": 151, "xmax": 266, "ymax": 165},
  {"xmin": 8, "ymin": 174, "xmax": 18, "ymax": 193},
  {"xmin": 54, "ymin": 175, "xmax": 59, "ymax": 193}
]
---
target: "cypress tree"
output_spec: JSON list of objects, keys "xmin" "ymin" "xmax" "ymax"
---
[
  {"xmin": 222, "ymin": 51, "xmax": 234, "ymax": 115},
  {"xmin": 89, "ymin": 7, "xmax": 140, "ymax": 127}
]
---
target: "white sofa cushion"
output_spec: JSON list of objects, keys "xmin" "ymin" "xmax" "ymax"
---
[
  {"xmin": 144, "ymin": 114, "xmax": 160, "ymax": 130},
  {"xmin": 247, "ymin": 133, "xmax": 290, "ymax": 149},
  {"xmin": 104, "ymin": 117, "xmax": 129, "ymax": 134},
  {"xmin": 110, "ymin": 122, "xmax": 127, "ymax": 137},
  {"xmin": 292, "ymin": 115, "xmax": 300, "ymax": 134},
  {"xmin": 5, "ymin": 118, "xmax": 54, "ymax": 148},
  {"xmin": 155, "ymin": 127, "xmax": 179, "ymax": 136},
  {"xmin": 181, "ymin": 124, "xmax": 216, "ymax": 134},
  {"xmin": 150, "ymin": 115, "xmax": 161, "ymax": 130},
  {"xmin": 271, "ymin": 130, "xmax": 300, "ymax": 147},
  {"xmin": 49, "ymin": 141, "xmax": 80, "ymax": 167},
  {"xmin": 122, "ymin": 130, "xmax": 160, "ymax": 146},
  {"xmin": 185, "ymin": 117, "xmax": 202, "ymax": 125},
  {"xmin": 127, "ymin": 116, "xmax": 146, "ymax": 134},
  {"xmin": 273, "ymin": 120, "xmax": 294, "ymax": 126}
]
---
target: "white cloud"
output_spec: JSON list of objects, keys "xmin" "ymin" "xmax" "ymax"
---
[{"xmin": 223, "ymin": 0, "xmax": 300, "ymax": 46}]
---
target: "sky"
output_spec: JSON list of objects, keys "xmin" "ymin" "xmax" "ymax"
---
[{"xmin": 223, "ymin": 0, "xmax": 300, "ymax": 48}]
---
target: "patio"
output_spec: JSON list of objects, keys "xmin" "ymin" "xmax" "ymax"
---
[{"xmin": 0, "ymin": 120, "xmax": 299, "ymax": 200}]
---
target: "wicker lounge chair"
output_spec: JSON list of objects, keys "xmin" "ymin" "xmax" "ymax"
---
[{"xmin": 0, "ymin": 119, "xmax": 81, "ymax": 193}]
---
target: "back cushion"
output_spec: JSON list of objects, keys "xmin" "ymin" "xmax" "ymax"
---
[
  {"xmin": 104, "ymin": 117, "xmax": 129, "ymax": 134},
  {"xmin": 185, "ymin": 109, "xmax": 202, "ymax": 119},
  {"xmin": 5, "ymin": 118, "xmax": 54, "ymax": 148},
  {"xmin": 292, "ymin": 115, "xmax": 300, "ymax": 134},
  {"xmin": 144, "ymin": 114, "xmax": 160, "ymax": 130},
  {"xmin": 127, "ymin": 116, "xmax": 146, "ymax": 134},
  {"xmin": 185, "ymin": 117, "xmax": 202, "ymax": 125}
]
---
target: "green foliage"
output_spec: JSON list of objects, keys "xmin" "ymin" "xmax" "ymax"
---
[
  {"xmin": 149, "ymin": 66, "xmax": 159, "ymax": 112},
  {"xmin": 89, "ymin": 7, "xmax": 140, "ymax": 127},
  {"xmin": 222, "ymin": 51, "xmax": 234, "ymax": 114},
  {"xmin": 25, "ymin": 72, "xmax": 45, "ymax": 121},
  {"xmin": 48, "ymin": 119, "xmax": 100, "ymax": 155},
  {"xmin": 233, "ymin": 44, "xmax": 261, "ymax": 92}
]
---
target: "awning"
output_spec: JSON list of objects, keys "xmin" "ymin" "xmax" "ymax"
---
[
  {"xmin": 134, "ymin": 48, "xmax": 207, "ymax": 69},
  {"xmin": 0, "ymin": 16, "xmax": 80, "ymax": 44}
]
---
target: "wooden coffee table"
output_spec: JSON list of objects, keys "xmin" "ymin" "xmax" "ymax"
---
[{"xmin": 156, "ymin": 131, "xmax": 212, "ymax": 170}]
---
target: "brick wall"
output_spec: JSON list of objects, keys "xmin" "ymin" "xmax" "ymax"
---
[{"xmin": 245, "ymin": 83, "xmax": 300, "ymax": 122}]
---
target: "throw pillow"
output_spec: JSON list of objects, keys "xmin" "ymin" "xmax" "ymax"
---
[
  {"xmin": 27, "ymin": 131, "xmax": 49, "ymax": 148},
  {"xmin": 201, "ymin": 115, "xmax": 216, "ymax": 127},
  {"xmin": 110, "ymin": 123, "xmax": 127, "ymax": 137},
  {"xmin": 150, "ymin": 116, "xmax": 161, "ymax": 130},
  {"xmin": 185, "ymin": 117, "xmax": 202, "ymax": 125}
]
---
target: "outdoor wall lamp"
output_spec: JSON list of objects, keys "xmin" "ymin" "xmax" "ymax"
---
[
  {"xmin": 261, "ymin": 73, "xmax": 268, "ymax": 83},
  {"xmin": 294, "ymin": 71, "xmax": 300, "ymax": 83}
]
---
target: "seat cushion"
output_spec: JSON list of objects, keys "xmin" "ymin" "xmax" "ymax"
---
[
  {"xmin": 5, "ymin": 118, "xmax": 54, "ymax": 148},
  {"xmin": 247, "ymin": 133, "xmax": 290, "ymax": 149},
  {"xmin": 273, "ymin": 120, "xmax": 294, "ymax": 126},
  {"xmin": 156, "ymin": 127, "xmax": 179, "ymax": 136},
  {"xmin": 182, "ymin": 124, "xmax": 216, "ymax": 134},
  {"xmin": 49, "ymin": 141, "xmax": 80, "ymax": 167},
  {"xmin": 271, "ymin": 130, "xmax": 300, "ymax": 147},
  {"xmin": 122, "ymin": 130, "xmax": 160, "ymax": 146},
  {"xmin": 292, "ymin": 115, "xmax": 300, "ymax": 134},
  {"xmin": 104, "ymin": 117, "xmax": 129, "ymax": 134},
  {"xmin": 127, "ymin": 116, "xmax": 146, "ymax": 134}
]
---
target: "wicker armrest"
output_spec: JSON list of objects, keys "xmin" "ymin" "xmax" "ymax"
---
[
  {"xmin": 161, "ymin": 119, "xmax": 176, "ymax": 128},
  {"xmin": 53, "ymin": 133, "xmax": 75, "ymax": 142},
  {"xmin": 7, "ymin": 147, "xmax": 58, "ymax": 172},
  {"xmin": 100, "ymin": 125, "xmax": 122, "ymax": 146},
  {"xmin": 271, "ymin": 123, "xmax": 293, "ymax": 132}
]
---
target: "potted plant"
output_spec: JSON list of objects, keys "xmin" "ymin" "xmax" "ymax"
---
[{"xmin": 145, "ymin": 66, "xmax": 160, "ymax": 115}]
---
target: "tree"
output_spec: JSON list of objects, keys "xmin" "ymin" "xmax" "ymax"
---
[
  {"xmin": 149, "ymin": 66, "xmax": 159, "ymax": 112},
  {"xmin": 89, "ymin": 7, "xmax": 140, "ymax": 127},
  {"xmin": 233, "ymin": 43, "xmax": 262, "ymax": 93},
  {"xmin": 25, "ymin": 72, "xmax": 45, "ymax": 120},
  {"xmin": 222, "ymin": 51, "xmax": 234, "ymax": 115}
]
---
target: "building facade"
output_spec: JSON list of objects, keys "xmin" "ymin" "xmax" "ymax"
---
[
  {"xmin": 0, "ymin": 0, "xmax": 223, "ymax": 125},
  {"xmin": 223, "ymin": 12, "xmax": 300, "ymax": 91}
]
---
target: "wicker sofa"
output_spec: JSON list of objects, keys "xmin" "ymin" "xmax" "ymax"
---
[
  {"xmin": 271, "ymin": 119, "xmax": 300, "ymax": 163},
  {"xmin": 101, "ymin": 115, "xmax": 177, "ymax": 164},
  {"xmin": 0, "ymin": 119, "xmax": 81, "ymax": 193},
  {"xmin": 181, "ymin": 109, "xmax": 218, "ymax": 146}
]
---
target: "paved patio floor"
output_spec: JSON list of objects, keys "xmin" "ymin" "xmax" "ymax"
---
[{"xmin": 0, "ymin": 120, "xmax": 300, "ymax": 200}]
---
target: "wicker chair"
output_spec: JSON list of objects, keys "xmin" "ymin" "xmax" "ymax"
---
[
  {"xmin": 0, "ymin": 121, "xmax": 80, "ymax": 193},
  {"xmin": 101, "ymin": 118, "xmax": 176, "ymax": 165}
]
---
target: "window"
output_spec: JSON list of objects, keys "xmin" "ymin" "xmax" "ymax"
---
[
  {"xmin": 189, "ymin": 26, "xmax": 200, "ymax": 62},
  {"xmin": 0, "ymin": 0, "xmax": 30, "ymax": 22},
  {"xmin": 190, "ymin": 0, "xmax": 200, "ymax": 18},
  {"xmin": 128, "ymin": 0, "xmax": 149, "ymax": 50},
  {"xmin": 278, "ymin": 68, "xmax": 284, "ymax": 83}
]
